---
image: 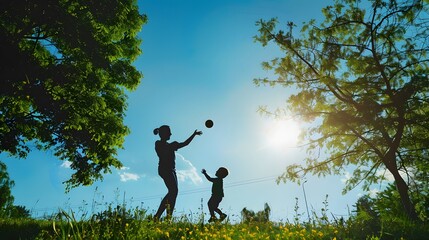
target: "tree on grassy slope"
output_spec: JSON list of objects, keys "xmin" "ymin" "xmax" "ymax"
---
[
  {"xmin": 0, "ymin": 0, "xmax": 146, "ymax": 190},
  {"xmin": 254, "ymin": 0, "xmax": 429, "ymax": 220}
]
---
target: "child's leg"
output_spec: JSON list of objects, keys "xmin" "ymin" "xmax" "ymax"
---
[
  {"xmin": 214, "ymin": 208, "xmax": 223, "ymax": 215},
  {"xmin": 211, "ymin": 196, "xmax": 225, "ymax": 215},
  {"xmin": 207, "ymin": 196, "xmax": 216, "ymax": 218},
  {"xmin": 214, "ymin": 197, "xmax": 227, "ymax": 221}
]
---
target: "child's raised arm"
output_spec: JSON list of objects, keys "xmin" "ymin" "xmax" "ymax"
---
[{"xmin": 201, "ymin": 169, "xmax": 214, "ymax": 182}]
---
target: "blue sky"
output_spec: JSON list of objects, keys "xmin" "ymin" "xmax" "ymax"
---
[{"xmin": 4, "ymin": 0, "xmax": 377, "ymax": 222}]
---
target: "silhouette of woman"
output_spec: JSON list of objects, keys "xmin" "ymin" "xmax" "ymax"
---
[{"xmin": 153, "ymin": 125, "xmax": 202, "ymax": 220}]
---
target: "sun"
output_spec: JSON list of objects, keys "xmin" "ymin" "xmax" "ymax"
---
[{"xmin": 264, "ymin": 119, "xmax": 301, "ymax": 150}]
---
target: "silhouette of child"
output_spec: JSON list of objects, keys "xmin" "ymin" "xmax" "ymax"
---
[{"xmin": 201, "ymin": 167, "xmax": 229, "ymax": 222}]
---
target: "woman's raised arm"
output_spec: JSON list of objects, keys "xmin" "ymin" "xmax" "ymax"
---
[{"xmin": 177, "ymin": 130, "xmax": 202, "ymax": 149}]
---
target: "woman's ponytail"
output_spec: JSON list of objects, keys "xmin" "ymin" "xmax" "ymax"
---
[{"xmin": 154, "ymin": 125, "xmax": 170, "ymax": 138}]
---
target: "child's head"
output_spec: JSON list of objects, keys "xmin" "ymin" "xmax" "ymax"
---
[{"xmin": 216, "ymin": 167, "xmax": 229, "ymax": 178}]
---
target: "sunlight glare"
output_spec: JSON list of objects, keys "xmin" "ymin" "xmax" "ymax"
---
[{"xmin": 264, "ymin": 119, "xmax": 301, "ymax": 150}]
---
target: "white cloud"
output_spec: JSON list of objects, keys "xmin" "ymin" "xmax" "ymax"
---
[
  {"xmin": 175, "ymin": 153, "xmax": 203, "ymax": 185},
  {"xmin": 60, "ymin": 161, "xmax": 72, "ymax": 168},
  {"xmin": 368, "ymin": 188, "xmax": 380, "ymax": 198},
  {"xmin": 357, "ymin": 188, "xmax": 381, "ymax": 199},
  {"xmin": 118, "ymin": 166, "xmax": 143, "ymax": 182},
  {"xmin": 375, "ymin": 168, "xmax": 411, "ymax": 183},
  {"xmin": 119, "ymin": 172, "xmax": 140, "ymax": 182},
  {"xmin": 375, "ymin": 169, "xmax": 395, "ymax": 182},
  {"xmin": 61, "ymin": 161, "xmax": 142, "ymax": 183},
  {"xmin": 341, "ymin": 171, "xmax": 351, "ymax": 184},
  {"xmin": 342, "ymin": 168, "xmax": 409, "ymax": 185}
]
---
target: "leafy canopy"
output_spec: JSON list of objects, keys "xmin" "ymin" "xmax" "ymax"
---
[
  {"xmin": 255, "ymin": 0, "xmax": 428, "ymax": 220},
  {"xmin": 0, "ymin": 0, "xmax": 146, "ymax": 190}
]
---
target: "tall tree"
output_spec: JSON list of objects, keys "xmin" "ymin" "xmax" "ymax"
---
[
  {"xmin": 254, "ymin": 0, "xmax": 428, "ymax": 220},
  {"xmin": 0, "ymin": 161, "xmax": 14, "ymax": 217},
  {"xmin": 0, "ymin": 0, "xmax": 146, "ymax": 190}
]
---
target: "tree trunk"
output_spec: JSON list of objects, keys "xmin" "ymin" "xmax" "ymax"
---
[{"xmin": 386, "ymin": 160, "xmax": 418, "ymax": 221}]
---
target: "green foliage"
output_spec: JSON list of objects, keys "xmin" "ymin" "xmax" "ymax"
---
[
  {"xmin": 1, "ymin": 195, "xmax": 428, "ymax": 240},
  {"xmin": 368, "ymin": 182, "xmax": 428, "ymax": 222},
  {"xmin": 90, "ymin": 204, "xmax": 145, "ymax": 239},
  {"xmin": 0, "ymin": 162, "xmax": 32, "ymax": 219},
  {"xmin": 0, "ymin": 0, "xmax": 147, "ymax": 190},
  {"xmin": 0, "ymin": 206, "xmax": 426, "ymax": 239},
  {"xmin": 254, "ymin": 0, "xmax": 429, "ymax": 220},
  {"xmin": 0, "ymin": 218, "xmax": 53, "ymax": 240},
  {"xmin": 241, "ymin": 203, "xmax": 271, "ymax": 223},
  {"xmin": 348, "ymin": 195, "xmax": 381, "ymax": 239},
  {"xmin": 5, "ymin": 205, "xmax": 31, "ymax": 219},
  {"xmin": 1, "ymin": 192, "xmax": 428, "ymax": 239},
  {"xmin": 347, "ymin": 189, "xmax": 429, "ymax": 239},
  {"xmin": 0, "ymin": 161, "xmax": 14, "ymax": 217}
]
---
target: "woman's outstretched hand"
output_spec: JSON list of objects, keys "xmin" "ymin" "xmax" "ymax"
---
[{"xmin": 179, "ymin": 129, "xmax": 202, "ymax": 148}]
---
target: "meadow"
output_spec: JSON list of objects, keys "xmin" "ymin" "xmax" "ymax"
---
[{"xmin": 1, "ymin": 202, "xmax": 428, "ymax": 240}]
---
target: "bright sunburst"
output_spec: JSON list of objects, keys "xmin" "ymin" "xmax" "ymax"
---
[{"xmin": 264, "ymin": 119, "xmax": 301, "ymax": 150}]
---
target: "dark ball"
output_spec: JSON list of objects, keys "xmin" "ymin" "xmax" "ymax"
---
[{"xmin": 205, "ymin": 119, "xmax": 214, "ymax": 128}]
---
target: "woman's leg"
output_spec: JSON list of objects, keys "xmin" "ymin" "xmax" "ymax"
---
[
  {"xmin": 155, "ymin": 170, "xmax": 178, "ymax": 219},
  {"xmin": 164, "ymin": 171, "xmax": 178, "ymax": 216}
]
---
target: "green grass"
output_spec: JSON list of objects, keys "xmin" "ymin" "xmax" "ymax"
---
[
  {"xmin": 1, "ymin": 207, "xmax": 428, "ymax": 240},
  {"xmin": 0, "ymin": 218, "xmax": 52, "ymax": 239},
  {"xmin": 0, "ymin": 217, "xmax": 342, "ymax": 240}
]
